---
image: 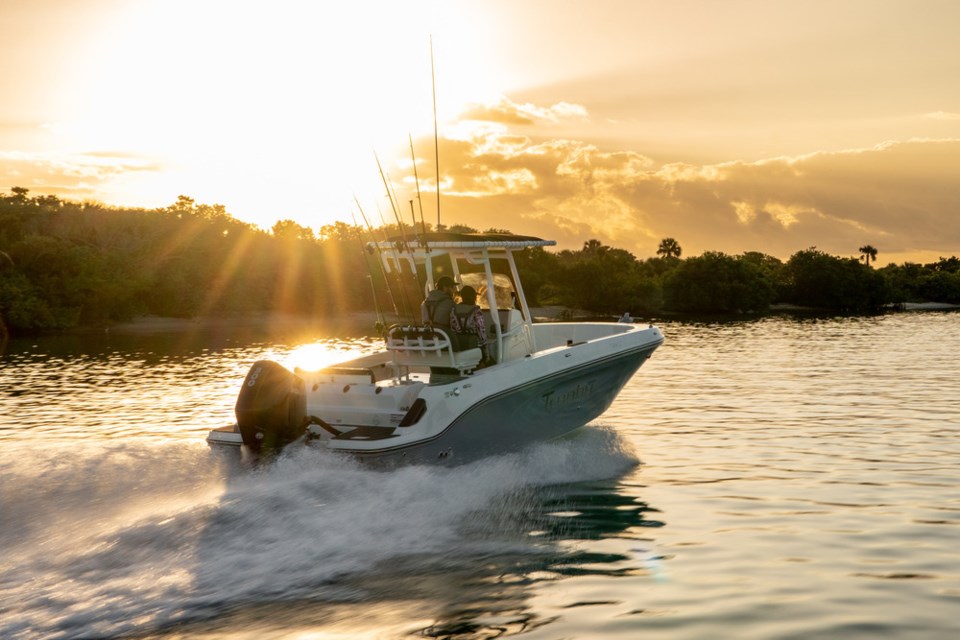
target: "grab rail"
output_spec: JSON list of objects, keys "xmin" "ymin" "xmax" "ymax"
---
[{"xmin": 385, "ymin": 324, "xmax": 482, "ymax": 374}]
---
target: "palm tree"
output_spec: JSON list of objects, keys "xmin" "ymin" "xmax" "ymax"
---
[
  {"xmin": 657, "ymin": 237, "xmax": 682, "ymax": 259},
  {"xmin": 582, "ymin": 239, "xmax": 605, "ymax": 256},
  {"xmin": 859, "ymin": 245, "xmax": 878, "ymax": 267}
]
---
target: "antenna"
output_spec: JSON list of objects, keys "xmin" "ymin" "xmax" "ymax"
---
[{"xmin": 430, "ymin": 35, "xmax": 441, "ymax": 230}]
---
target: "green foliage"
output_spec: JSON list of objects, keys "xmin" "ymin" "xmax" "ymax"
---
[
  {"xmin": 859, "ymin": 244, "xmax": 878, "ymax": 266},
  {"xmin": 879, "ymin": 258, "xmax": 960, "ymax": 304},
  {"xmin": 780, "ymin": 248, "xmax": 888, "ymax": 311},
  {"xmin": 511, "ymin": 246, "xmax": 556, "ymax": 307},
  {"xmin": 1, "ymin": 187, "xmax": 955, "ymax": 335},
  {"xmin": 444, "ymin": 223, "xmax": 480, "ymax": 234},
  {"xmin": 656, "ymin": 237, "xmax": 682, "ymax": 259},
  {"xmin": 551, "ymin": 240, "xmax": 660, "ymax": 314},
  {"xmin": 664, "ymin": 252, "xmax": 776, "ymax": 313},
  {"xmin": 273, "ymin": 219, "xmax": 316, "ymax": 241},
  {"xmin": 0, "ymin": 269, "xmax": 54, "ymax": 330},
  {"xmin": 0, "ymin": 187, "xmax": 378, "ymax": 334}
]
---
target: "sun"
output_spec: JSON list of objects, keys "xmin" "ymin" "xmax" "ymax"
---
[{"xmin": 55, "ymin": 0, "xmax": 500, "ymax": 230}]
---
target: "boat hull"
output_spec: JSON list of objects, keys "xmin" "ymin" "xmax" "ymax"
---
[
  {"xmin": 207, "ymin": 324, "xmax": 663, "ymax": 465},
  {"xmin": 341, "ymin": 343, "xmax": 658, "ymax": 465}
]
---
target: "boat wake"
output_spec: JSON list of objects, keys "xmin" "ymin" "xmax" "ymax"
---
[{"xmin": 0, "ymin": 427, "xmax": 642, "ymax": 639}]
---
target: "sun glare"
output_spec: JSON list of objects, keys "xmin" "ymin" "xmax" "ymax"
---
[
  {"xmin": 285, "ymin": 342, "xmax": 371, "ymax": 372},
  {"xmin": 56, "ymin": 0, "xmax": 498, "ymax": 231}
]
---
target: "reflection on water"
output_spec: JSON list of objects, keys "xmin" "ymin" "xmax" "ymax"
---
[
  {"xmin": 2, "ymin": 312, "xmax": 959, "ymax": 639},
  {"xmin": 0, "ymin": 325, "xmax": 378, "ymax": 442}
]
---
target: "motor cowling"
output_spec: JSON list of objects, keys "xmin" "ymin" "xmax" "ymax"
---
[{"xmin": 235, "ymin": 360, "xmax": 307, "ymax": 451}]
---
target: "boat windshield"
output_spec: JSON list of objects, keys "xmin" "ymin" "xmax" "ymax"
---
[{"xmin": 459, "ymin": 273, "xmax": 515, "ymax": 310}]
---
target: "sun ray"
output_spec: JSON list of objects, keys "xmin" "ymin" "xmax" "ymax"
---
[{"xmin": 195, "ymin": 228, "xmax": 259, "ymax": 317}]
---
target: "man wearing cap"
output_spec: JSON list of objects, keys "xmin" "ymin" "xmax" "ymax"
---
[{"xmin": 421, "ymin": 276, "xmax": 458, "ymax": 330}]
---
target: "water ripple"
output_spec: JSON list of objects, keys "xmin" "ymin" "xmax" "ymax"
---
[{"xmin": 1, "ymin": 312, "xmax": 959, "ymax": 638}]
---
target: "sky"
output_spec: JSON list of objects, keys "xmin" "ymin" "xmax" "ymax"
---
[{"xmin": 2, "ymin": 0, "xmax": 959, "ymax": 265}]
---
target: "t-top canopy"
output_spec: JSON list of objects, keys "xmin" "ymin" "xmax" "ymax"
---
[{"xmin": 368, "ymin": 232, "xmax": 556, "ymax": 252}]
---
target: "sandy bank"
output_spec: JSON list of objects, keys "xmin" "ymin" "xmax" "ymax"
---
[
  {"xmin": 901, "ymin": 302, "xmax": 960, "ymax": 310},
  {"xmin": 106, "ymin": 312, "xmax": 382, "ymax": 335}
]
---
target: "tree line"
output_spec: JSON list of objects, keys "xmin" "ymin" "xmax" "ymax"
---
[
  {"xmin": 541, "ymin": 237, "xmax": 958, "ymax": 316},
  {"xmin": 1, "ymin": 187, "xmax": 958, "ymax": 336}
]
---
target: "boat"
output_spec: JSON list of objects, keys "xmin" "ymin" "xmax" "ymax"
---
[{"xmin": 206, "ymin": 232, "xmax": 664, "ymax": 464}]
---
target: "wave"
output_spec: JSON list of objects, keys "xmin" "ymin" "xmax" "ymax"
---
[{"xmin": 0, "ymin": 427, "xmax": 640, "ymax": 639}]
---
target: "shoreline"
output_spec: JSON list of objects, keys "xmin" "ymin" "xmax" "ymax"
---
[
  {"xmin": 106, "ymin": 301, "xmax": 958, "ymax": 333},
  {"xmin": 898, "ymin": 301, "xmax": 960, "ymax": 310},
  {"xmin": 104, "ymin": 312, "xmax": 383, "ymax": 335},
  {"xmin": 7, "ymin": 301, "xmax": 957, "ymax": 341},
  {"xmin": 104, "ymin": 307, "xmax": 579, "ymax": 335}
]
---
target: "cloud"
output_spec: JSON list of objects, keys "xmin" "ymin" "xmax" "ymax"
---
[
  {"xmin": 705, "ymin": 140, "xmax": 960, "ymax": 255},
  {"xmin": 416, "ymin": 122, "xmax": 960, "ymax": 263},
  {"xmin": 0, "ymin": 151, "xmax": 161, "ymax": 200},
  {"xmin": 459, "ymin": 97, "xmax": 588, "ymax": 126},
  {"xmin": 6, "ymin": 101, "xmax": 958, "ymax": 268}
]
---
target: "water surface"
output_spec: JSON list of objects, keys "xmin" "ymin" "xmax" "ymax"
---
[{"xmin": 1, "ymin": 313, "xmax": 958, "ymax": 639}]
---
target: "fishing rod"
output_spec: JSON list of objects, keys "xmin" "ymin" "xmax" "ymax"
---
[
  {"xmin": 367, "ymin": 172, "xmax": 419, "ymax": 323},
  {"xmin": 409, "ymin": 133, "xmax": 431, "ymax": 250},
  {"xmin": 408, "ymin": 200, "xmax": 420, "ymax": 241},
  {"xmin": 375, "ymin": 150, "xmax": 409, "ymax": 245},
  {"xmin": 388, "ymin": 170, "xmax": 431, "ymax": 296},
  {"xmin": 374, "ymin": 201, "xmax": 419, "ymax": 323},
  {"xmin": 353, "ymin": 194, "xmax": 406, "ymax": 322},
  {"xmin": 410, "ymin": 195, "xmax": 430, "ymax": 259},
  {"xmin": 351, "ymin": 212, "xmax": 387, "ymax": 335},
  {"xmin": 375, "ymin": 150, "xmax": 426, "ymax": 296},
  {"xmin": 407, "ymin": 133, "xmax": 439, "ymax": 274}
]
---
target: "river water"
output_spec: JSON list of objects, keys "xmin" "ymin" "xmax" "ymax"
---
[{"xmin": 1, "ymin": 312, "xmax": 958, "ymax": 639}]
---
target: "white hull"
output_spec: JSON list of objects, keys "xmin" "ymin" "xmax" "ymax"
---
[{"xmin": 209, "ymin": 322, "xmax": 663, "ymax": 464}]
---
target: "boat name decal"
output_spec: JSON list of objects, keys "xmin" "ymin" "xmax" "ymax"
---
[{"xmin": 541, "ymin": 381, "xmax": 595, "ymax": 411}]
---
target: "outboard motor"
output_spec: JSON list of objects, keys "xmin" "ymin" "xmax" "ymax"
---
[{"xmin": 235, "ymin": 360, "xmax": 307, "ymax": 452}]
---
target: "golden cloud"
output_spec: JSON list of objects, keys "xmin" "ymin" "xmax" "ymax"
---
[
  {"xmin": 459, "ymin": 97, "xmax": 589, "ymax": 126},
  {"xmin": 423, "ymin": 124, "xmax": 960, "ymax": 263},
  {"xmin": 0, "ymin": 151, "xmax": 161, "ymax": 200}
]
